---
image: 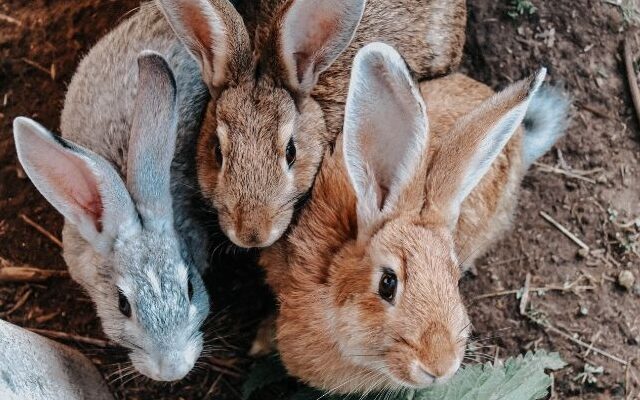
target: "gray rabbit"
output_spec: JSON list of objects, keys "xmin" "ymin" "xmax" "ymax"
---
[
  {"xmin": 0, "ymin": 319, "xmax": 113, "ymax": 400},
  {"xmin": 13, "ymin": 45, "xmax": 210, "ymax": 381}
]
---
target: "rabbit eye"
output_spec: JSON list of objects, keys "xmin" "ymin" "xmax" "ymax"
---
[
  {"xmin": 286, "ymin": 137, "xmax": 296, "ymax": 167},
  {"xmin": 187, "ymin": 280, "xmax": 194, "ymax": 301},
  {"xmin": 213, "ymin": 136, "xmax": 223, "ymax": 166},
  {"xmin": 378, "ymin": 269, "xmax": 397, "ymax": 303},
  {"xmin": 117, "ymin": 289, "xmax": 132, "ymax": 318}
]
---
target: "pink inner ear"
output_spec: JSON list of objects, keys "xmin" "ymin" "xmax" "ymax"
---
[
  {"xmin": 293, "ymin": 51, "xmax": 313, "ymax": 84},
  {"xmin": 291, "ymin": 13, "xmax": 338, "ymax": 82},
  {"xmin": 36, "ymin": 146, "xmax": 104, "ymax": 233},
  {"xmin": 182, "ymin": 3, "xmax": 214, "ymax": 55},
  {"xmin": 68, "ymin": 169, "xmax": 104, "ymax": 233},
  {"xmin": 303, "ymin": 16, "xmax": 337, "ymax": 54}
]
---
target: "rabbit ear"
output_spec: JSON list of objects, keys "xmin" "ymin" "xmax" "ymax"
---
[
  {"xmin": 126, "ymin": 51, "xmax": 178, "ymax": 232},
  {"xmin": 155, "ymin": 0, "xmax": 251, "ymax": 93},
  {"xmin": 424, "ymin": 68, "xmax": 547, "ymax": 228},
  {"xmin": 13, "ymin": 117, "xmax": 140, "ymax": 255},
  {"xmin": 278, "ymin": 0, "xmax": 365, "ymax": 95},
  {"xmin": 343, "ymin": 43, "xmax": 428, "ymax": 234}
]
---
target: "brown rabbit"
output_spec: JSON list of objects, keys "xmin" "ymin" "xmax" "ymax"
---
[
  {"xmin": 155, "ymin": 0, "xmax": 466, "ymax": 248},
  {"xmin": 259, "ymin": 43, "xmax": 568, "ymax": 392}
]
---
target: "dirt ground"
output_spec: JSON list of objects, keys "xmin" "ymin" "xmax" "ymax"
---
[{"xmin": 1, "ymin": 0, "xmax": 639, "ymax": 399}]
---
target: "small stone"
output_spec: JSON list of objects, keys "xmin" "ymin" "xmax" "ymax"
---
[
  {"xmin": 618, "ymin": 270, "xmax": 635, "ymax": 290},
  {"xmin": 577, "ymin": 248, "xmax": 590, "ymax": 259},
  {"xmin": 579, "ymin": 306, "xmax": 589, "ymax": 316}
]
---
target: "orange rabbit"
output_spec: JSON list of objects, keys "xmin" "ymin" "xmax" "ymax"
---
[{"xmin": 259, "ymin": 43, "xmax": 568, "ymax": 392}]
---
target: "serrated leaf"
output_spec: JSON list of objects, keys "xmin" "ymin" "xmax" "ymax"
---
[
  {"xmin": 242, "ymin": 354, "xmax": 290, "ymax": 399},
  {"xmin": 246, "ymin": 351, "xmax": 565, "ymax": 400},
  {"xmin": 412, "ymin": 350, "xmax": 565, "ymax": 400}
]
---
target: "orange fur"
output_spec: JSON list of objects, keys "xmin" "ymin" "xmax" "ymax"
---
[{"xmin": 260, "ymin": 73, "xmax": 533, "ymax": 392}]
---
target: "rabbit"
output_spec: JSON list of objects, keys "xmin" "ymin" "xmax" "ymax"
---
[
  {"xmin": 154, "ymin": 0, "xmax": 467, "ymax": 248},
  {"xmin": 0, "ymin": 318, "xmax": 113, "ymax": 400},
  {"xmin": 13, "ymin": 51, "xmax": 210, "ymax": 382},
  {"xmin": 258, "ymin": 42, "xmax": 569, "ymax": 392}
]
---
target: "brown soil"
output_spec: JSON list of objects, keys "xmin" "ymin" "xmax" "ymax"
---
[{"xmin": 1, "ymin": 0, "xmax": 639, "ymax": 399}]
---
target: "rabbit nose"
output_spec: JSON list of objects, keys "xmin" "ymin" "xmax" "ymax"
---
[
  {"xmin": 154, "ymin": 355, "xmax": 193, "ymax": 382},
  {"xmin": 227, "ymin": 226, "xmax": 267, "ymax": 248},
  {"xmin": 227, "ymin": 207, "xmax": 274, "ymax": 248},
  {"xmin": 414, "ymin": 363, "xmax": 436, "ymax": 385},
  {"xmin": 415, "ymin": 324, "xmax": 461, "ymax": 384}
]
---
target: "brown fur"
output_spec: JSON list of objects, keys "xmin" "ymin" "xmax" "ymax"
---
[
  {"xmin": 158, "ymin": 0, "xmax": 466, "ymax": 247},
  {"xmin": 259, "ymin": 73, "xmax": 533, "ymax": 392},
  {"xmin": 420, "ymin": 74, "xmax": 526, "ymax": 265}
]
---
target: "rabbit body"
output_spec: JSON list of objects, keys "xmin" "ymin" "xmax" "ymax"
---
[
  {"xmin": 421, "ymin": 75, "xmax": 524, "ymax": 268},
  {"xmin": 260, "ymin": 74, "xmax": 512, "ymax": 391},
  {"xmin": 260, "ymin": 43, "xmax": 567, "ymax": 392},
  {"xmin": 155, "ymin": 0, "xmax": 466, "ymax": 248},
  {"xmin": 61, "ymin": 4, "xmax": 211, "ymax": 274},
  {"xmin": 0, "ymin": 319, "xmax": 113, "ymax": 400},
  {"xmin": 14, "ymin": 4, "xmax": 212, "ymax": 381}
]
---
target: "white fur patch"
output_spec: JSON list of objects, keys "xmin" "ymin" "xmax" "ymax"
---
[
  {"xmin": 278, "ymin": 114, "xmax": 295, "ymax": 144},
  {"xmin": 177, "ymin": 263, "xmax": 189, "ymax": 286},
  {"xmin": 146, "ymin": 269, "xmax": 162, "ymax": 295}
]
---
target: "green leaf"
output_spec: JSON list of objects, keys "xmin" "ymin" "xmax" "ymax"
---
[
  {"xmin": 246, "ymin": 351, "xmax": 565, "ymax": 400},
  {"xmin": 242, "ymin": 354, "xmax": 290, "ymax": 399},
  {"xmin": 412, "ymin": 350, "xmax": 565, "ymax": 400}
]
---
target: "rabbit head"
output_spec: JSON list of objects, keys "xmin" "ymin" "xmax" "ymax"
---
[
  {"xmin": 156, "ymin": 0, "xmax": 365, "ymax": 248},
  {"xmin": 13, "ymin": 52, "xmax": 210, "ymax": 382},
  {"xmin": 271, "ymin": 43, "xmax": 546, "ymax": 392}
]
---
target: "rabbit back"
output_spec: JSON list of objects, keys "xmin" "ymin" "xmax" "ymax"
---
[
  {"xmin": 419, "ymin": 73, "xmax": 525, "ymax": 269},
  {"xmin": 60, "ymin": 3, "xmax": 212, "ymax": 272}
]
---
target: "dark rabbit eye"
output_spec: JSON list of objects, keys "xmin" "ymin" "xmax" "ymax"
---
[
  {"xmin": 378, "ymin": 269, "xmax": 397, "ymax": 303},
  {"xmin": 118, "ymin": 289, "xmax": 132, "ymax": 318},
  {"xmin": 213, "ymin": 136, "xmax": 223, "ymax": 166},
  {"xmin": 188, "ymin": 279, "xmax": 194, "ymax": 301},
  {"xmin": 286, "ymin": 137, "xmax": 296, "ymax": 167}
]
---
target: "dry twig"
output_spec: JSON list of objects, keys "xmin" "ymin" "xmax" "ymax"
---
[
  {"xmin": 19, "ymin": 213, "xmax": 63, "ymax": 248},
  {"xmin": 577, "ymin": 102, "xmax": 614, "ymax": 119},
  {"xmin": 0, "ymin": 289, "xmax": 32, "ymax": 317},
  {"xmin": 473, "ymin": 275, "xmax": 595, "ymax": 301},
  {"xmin": 35, "ymin": 311, "xmax": 60, "ymax": 324},
  {"xmin": 487, "ymin": 257, "xmax": 527, "ymax": 267},
  {"xmin": 0, "ymin": 261, "xmax": 68, "ymax": 282},
  {"xmin": 624, "ymin": 32, "xmax": 640, "ymax": 126},
  {"xmin": 519, "ymin": 273, "xmax": 532, "ymax": 315},
  {"xmin": 27, "ymin": 328, "xmax": 112, "ymax": 348},
  {"xmin": 0, "ymin": 12, "xmax": 22, "ymax": 26},
  {"xmin": 583, "ymin": 329, "xmax": 602, "ymax": 357},
  {"xmin": 534, "ymin": 162, "xmax": 597, "ymax": 184},
  {"xmin": 21, "ymin": 58, "xmax": 52, "ymax": 78},
  {"xmin": 540, "ymin": 211, "xmax": 590, "ymax": 251},
  {"xmin": 529, "ymin": 315, "xmax": 628, "ymax": 366}
]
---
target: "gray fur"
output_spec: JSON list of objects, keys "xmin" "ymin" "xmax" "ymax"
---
[
  {"xmin": 14, "ymin": 4, "xmax": 212, "ymax": 381},
  {"xmin": 0, "ymin": 319, "xmax": 113, "ymax": 400},
  {"xmin": 521, "ymin": 86, "xmax": 570, "ymax": 167}
]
